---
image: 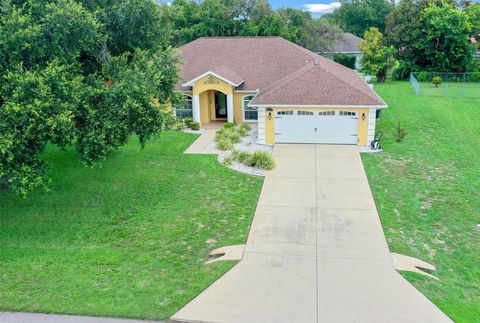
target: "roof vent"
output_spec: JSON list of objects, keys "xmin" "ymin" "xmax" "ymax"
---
[{"xmin": 314, "ymin": 59, "xmax": 320, "ymax": 65}]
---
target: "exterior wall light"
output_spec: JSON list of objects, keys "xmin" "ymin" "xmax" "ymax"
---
[
  {"xmin": 362, "ymin": 112, "xmax": 366, "ymax": 121},
  {"xmin": 266, "ymin": 107, "xmax": 273, "ymax": 120}
]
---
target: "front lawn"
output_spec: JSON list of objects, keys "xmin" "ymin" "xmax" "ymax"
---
[
  {"xmin": 0, "ymin": 131, "xmax": 263, "ymax": 320},
  {"xmin": 362, "ymin": 81, "xmax": 480, "ymax": 322}
]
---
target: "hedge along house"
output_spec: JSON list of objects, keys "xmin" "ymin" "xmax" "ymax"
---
[{"xmin": 176, "ymin": 37, "xmax": 386, "ymax": 146}]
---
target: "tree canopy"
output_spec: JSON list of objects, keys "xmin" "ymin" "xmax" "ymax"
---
[
  {"xmin": 0, "ymin": 0, "xmax": 180, "ymax": 195},
  {"xmin": 385, "ymin": 0, "xmax": 476, "ymax": 75},
  {"xmin": 327, "ymin": 0, "xmax": 394, "ymax": 37},
  {"xmin": 359, "ymin": 27, "xmax": 396, "ymax": 81}
]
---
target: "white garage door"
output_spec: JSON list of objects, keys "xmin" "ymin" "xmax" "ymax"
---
[{"xmin": 275, "ymin": 110, "xmax": 358, "ymax": 144}]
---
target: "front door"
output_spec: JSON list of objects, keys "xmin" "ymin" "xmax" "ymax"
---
[{"xmin": 215, "ymin": 92, "xmax": 227, "ymax": 119}]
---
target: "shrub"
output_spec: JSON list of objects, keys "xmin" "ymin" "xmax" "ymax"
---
[
  {"xmin": 392, "ymin": 61, "xmax": 413, "ymax": 80},
  {"xmin": 252, "ymin": 151, "xmax": 276, "ymax": 170},
  {"xmin": 175, "ymin": 121, "xmax": 185, "ymax": 130},
  {"xmin": 214, "ymin": 127, "xmax": 226, "ymax": 140},
  {"xmin": 190, "ymin": 121, "xmax": 200, "ymax": 130},
  {"xmin": 416, "ymin": 71, "xmax": 430, "ymax": 82},
  {"xmin": 223, "ymin": 156, "xmax": 234, "ymax": 166},
  {"xmin": 432, "ymin": 76, "xmax": 442, "ymax": 87},
  {"xmin": 333, "ymin": 54, "xmax": 356, "ymax": 69},
  {"xmin": 226, "ymin": 129, "xmax": 241, "ymax": 143},
  {"xmin": 162, "ymin": 113, "xmax": 177, "ymax": 130},
  {"xmin": 216, "ymin": 139, "xmax": 233, "ymax": 151},
  {"xmin": 232, "ymin": 150, "xmax": 253, "ymax": 165},
  {"xmin": 224, "ymin": 122, "xmax": 235, "ymax": 129},
  {"xmin": 183, "ymin": 116, "xmax": 193, "ymax": 127},
  {"xmin": 469, "ymin": 72, "xmax": 480, "ymax": 82},
  {"xmin": 238, "ymin": 123, "xmax": 251, "ymax": 136},
  {"xmin": 394, "ymin": 118, "xmax": 408, "ymax": 142}
]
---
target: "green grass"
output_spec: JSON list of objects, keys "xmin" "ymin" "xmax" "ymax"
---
[
  {"xmin": 0, "ymin": 131, "xmax": 263, "ymax": 320},
  {"xmin": 362, "ymin": 81, "xmax": 480, "ymax": 322}
]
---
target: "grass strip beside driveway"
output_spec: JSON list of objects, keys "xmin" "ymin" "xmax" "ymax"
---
[{"xmin": 362, "ymin": 81, "xmax": 480, "ymax": 323}]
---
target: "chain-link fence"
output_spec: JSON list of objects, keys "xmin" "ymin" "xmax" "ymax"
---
[{"xmin": 410, "ymin": 72, "xmax": 480, "ymax": 98}]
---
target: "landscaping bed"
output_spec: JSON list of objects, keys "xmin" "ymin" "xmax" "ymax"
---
[
  {"xmin": 0, "ymin": 131, "xmax": 263, "ymax": 320},
  {"xmin": 362, "ymin": 81, "xmax": 480, "ymax": 322},
  {"xmin": 214, "ymin": 123, "xmax": 275, "ymax": 176}
]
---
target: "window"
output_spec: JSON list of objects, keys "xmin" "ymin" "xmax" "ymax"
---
[
  {"xmin": 339, "ymin": 111, "xmax": 356, "ymax": 116},
  {"xmin": 175, "ymin": 95, "xmax": 193, "ymax": 118},
  {"xmin": 243, "ymin": 95, "xmax": 257, "ymax": 121},
  {"xmin": 298, "ymin": 111, "xmax": 314, "ymax": 116},
  {"xmin": 319, "ymin": 111, "xmax": 335, "ymax": 116},
  {"xmin": 277, "ymin": 110, "xmax": 294, "ymax": 115}
]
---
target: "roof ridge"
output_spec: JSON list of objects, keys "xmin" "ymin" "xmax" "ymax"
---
[
  {"xmin": 252, "ymin": 63, "xmax": 384, "ymax": 106},
  {"xmin": 257, "ymin": 62, "xmax": 316, "ymax": 98}
]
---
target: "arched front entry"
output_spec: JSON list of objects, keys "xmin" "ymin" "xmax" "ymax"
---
[{"xmin": 191, "ymin": 75, "xmax": 234, "ymax": 125}]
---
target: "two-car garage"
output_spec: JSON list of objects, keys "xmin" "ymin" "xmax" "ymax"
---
[{"xmin": 274, "ymin": 109, "xmax": 360, "ymax": 145}]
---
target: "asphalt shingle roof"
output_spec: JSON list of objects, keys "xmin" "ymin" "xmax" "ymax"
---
[
  {"xmin": 331, "ymin": 33, "xmax": 363, "ymax": 53},
  {"xmin": 178, "ymin": 37, "xmax": 385, "ymax": 107}
]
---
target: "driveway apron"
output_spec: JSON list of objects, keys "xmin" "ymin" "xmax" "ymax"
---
[{"xmin": 171, "ymin": 144, "xmax": 452, "ymax": 323}]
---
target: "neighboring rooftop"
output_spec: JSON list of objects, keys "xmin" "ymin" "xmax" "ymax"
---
[
  {"xmin": 178, "ymin": 37, "xmax": 384, "ymax": 107},
  {"xmin": 329, "ymin": 32, "xmax": 363, "ymax": 53}
]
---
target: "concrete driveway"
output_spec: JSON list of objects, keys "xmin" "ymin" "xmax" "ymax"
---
[{"xmin": 171, "ymin": 145, "xmax": 451, "ymax": 323}]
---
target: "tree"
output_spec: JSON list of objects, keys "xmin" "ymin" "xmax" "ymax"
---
[
  {"xmin": 169, "ymin": 0, "xmax": 315, "ymax": 46},
  {"xmin": 0, "ymin": 0, "xmax": 180, "ymax": 195},
  {"xmin": 463, "ymin": 2, "xmax": 480, "ymax": 47},
  {"xmin": 301, "ymin": 19, "xmax": 342, "ymax": 53},
  {"xmin": 359, "ymin": 27, "xmax": 396, "ymax": 82},
  {"xmin": 328, "ymin": 0, "xmax": 394, "ymax": 37},
  {"xmin": 385, "ymin": 0, "xmax": 474, "ymax": 76},
  {"xmin": 99, "ymin": 0, "xmax": 174, "ymax": 56},
  {"xmin": 420, "ymin": 2, "xmax": 474, "ymax": 72}
]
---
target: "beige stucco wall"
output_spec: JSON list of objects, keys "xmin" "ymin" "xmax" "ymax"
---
[
  {"xmin": 233, "ymin": 92, "xmax": 257, "ymax": 123},
  {"xmin": 192, "ymin": 75, "xmax": 233, "ymax": 96},
  {"xmin": 264, "ymin": 107, "xmax": 370, "ymax": 146}
]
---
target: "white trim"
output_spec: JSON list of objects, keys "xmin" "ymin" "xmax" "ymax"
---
[
  {"xmin": 182, "ymin": 71, "xmax": 244, "ymax": 87},
  {"xmin": 227, "ymin": 94, "xmax": 234, "ymax": 123},
  {"xmin": 242, "ymin": 94, "xmax": 258, "ymax": 123},
  {"xmin": 192, "ymin": 94, "xmax": 200, "ymax": 122},
  {"xmin": 250, "ymin": 104, "xmax": 388, "ymax": 109},
  {"xmin": 355, "ymin": 72, "xmax": 388, "ymax": 108},
  {"xmin": 367, "ymin": 107, "xmax": 377, "ymax": 144},
  {"xmin": 235, "ymin": 90, "xmax": 258, "ymax": 93},
  {"xmin": 257, "ymin": 107, "xmax": 266, "ymax": 144}
]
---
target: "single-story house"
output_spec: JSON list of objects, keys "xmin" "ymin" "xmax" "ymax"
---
[
  {"xmin": 176, "ymin": 36, "xmax": 386, "ymax": 146},
  {"xmin": 321, "ymin": 33, "xmax": 363, "ymax": 69}
]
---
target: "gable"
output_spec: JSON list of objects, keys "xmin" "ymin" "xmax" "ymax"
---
[{"xmin": 192, "ymin": 74, "xmax": 233, "ymax": 95}]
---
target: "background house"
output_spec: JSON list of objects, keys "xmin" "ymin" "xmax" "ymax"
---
[{"xmin": 321, "ymin": 33, "xmax": 363, "ymax": 69}]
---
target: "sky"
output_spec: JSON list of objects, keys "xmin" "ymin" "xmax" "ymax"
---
[{"xmin": 271, "ymin": 0, "xmax": 341, "ymax": 16}]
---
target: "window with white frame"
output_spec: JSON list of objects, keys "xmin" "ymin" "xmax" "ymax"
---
[
  {"xmin": 243, "ymin": 95, "xmax": 257, "ymax": 121},
  {"xmin": 175, "ymin": 95, "xmax": 193, "ymax": 117}
]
